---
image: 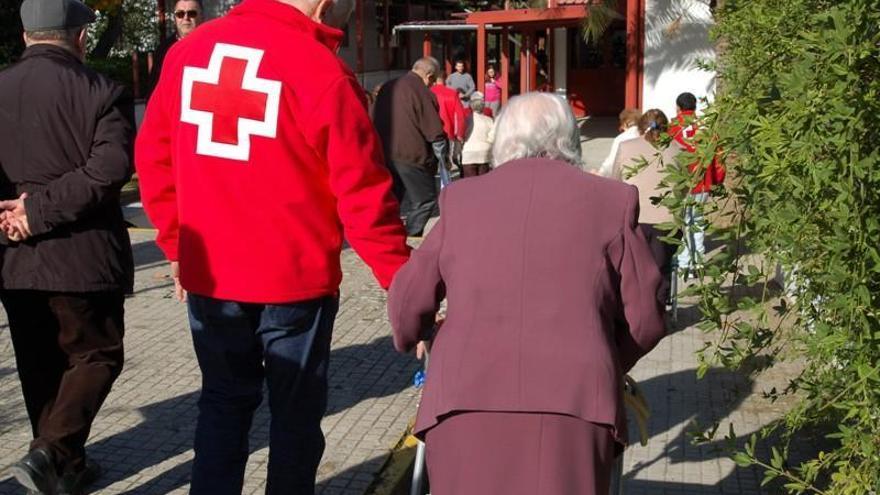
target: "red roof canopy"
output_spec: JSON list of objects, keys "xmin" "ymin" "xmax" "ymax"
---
[{"xmin": 466, "ymin": 5, "xmax": 588, "ymax": 28}]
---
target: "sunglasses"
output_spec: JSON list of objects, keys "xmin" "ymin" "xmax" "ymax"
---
[{"xmin": 174, "ymin": 9, "xmax": 199, "ymax": 19}]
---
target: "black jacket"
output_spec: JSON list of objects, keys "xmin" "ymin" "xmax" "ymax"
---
[
  {"xmin": 146, "ymin": 36, "xmax": 176, "ymax": 101},
  {"xmin": 372, "ymin": 72, "xmax": 447, "ymax": 171},
  {"xmin": 0, "ymin": 44, "xmax": 135, "ymax": 293}
]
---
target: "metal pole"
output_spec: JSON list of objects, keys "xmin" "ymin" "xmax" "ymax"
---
[
  {"xmin": 609, "ymin": 453, "xmax": 624, "ymax": 495},
  {"xmin": 410, "ymin": 348, "xmax": 430, "ymax": 495}
]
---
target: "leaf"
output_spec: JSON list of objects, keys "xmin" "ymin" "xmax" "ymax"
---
[{"xmin": 733, "ymin": 452, "xmax": 753, "ymax": 467}]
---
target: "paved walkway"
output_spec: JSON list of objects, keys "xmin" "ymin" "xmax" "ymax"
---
[
  {"xmin": 0, "ymin": 230, "xmax": 421, "ymax": 494},
  {"xmin": 621, "ymin": 300, "xmax": 797, "ymax": 494},
  {"xmin": 1, "ymin": 148, "xmax": 799, "ymax": 494}
]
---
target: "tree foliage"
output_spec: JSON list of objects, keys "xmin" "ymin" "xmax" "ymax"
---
[
  {"xmin": 0, "ymin": 2, "xmax": 24, "ymax": 67},
  {"xmin": 663, "ymin": 0, "xmax": 880, "ymax": 492},
  {"xmin": 86, "ymin": 0, "xmax": 160, "ymax": 58}
]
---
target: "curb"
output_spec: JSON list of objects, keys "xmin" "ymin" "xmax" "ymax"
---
[{"xmin": 366, "ymin": 422, "xmax": 420, "ymax": 495}]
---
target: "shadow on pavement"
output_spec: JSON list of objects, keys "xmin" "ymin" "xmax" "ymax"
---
[
  {"xmin": 78, "ymin": 335, "xmax": 415, "ymax": 494},
  {"xmin": 132, "ymin": 240, "xmax": 168, "ymax": 271},
  {"xmin": 622, "ymin": 366, "xmax": 767, "ymax": 492}
]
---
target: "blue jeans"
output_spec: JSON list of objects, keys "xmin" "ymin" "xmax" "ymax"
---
[
  {"xmin": 186, "ymin": 294, "xmax": 339, "ymax": 495},
  {"xmin": 677, "ymin": 192, "xmax": 709, "ymax": 269}
]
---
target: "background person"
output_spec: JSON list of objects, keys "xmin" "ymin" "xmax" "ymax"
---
[
  {"xmin": 372, "ymin": 57, "xmax": 448, "ymax": 237},
  {"xmin": 146, "ymin": 0, "xmax": 203, "ymax": 100},
  {"xmin": 387, "ymin": 92, "xmax": 666, "ymax": 495},
  {"xmin": 447, "ymin": 59, "xmax": 475, "ymax": 104},
  {"xmin": 598, "ymin": 107, "xmax": 642, "ymax": 177},
  {"xmin": 484, "ymin": 64, "xmax": 503, "ymax": 116},
  {"xmin": 668, "ymin": 92, "xmax": 726, "ymax": 275},
  {"xmin": 430, "ymin": 71, "xmax": 466, "ymax": 172},
  {"xmin": 613, "ymin": 109, "xmax": 681, "ymax": 305},
  {"xmin": 0, "ymin": 1, "xmax": 135, "ymax": 493},
  {"xmin": 460, "ymin": 92, "xmax": 494, "ymax": 177},
  {"xmin": 135, "ymin": 0, "xmax": 410, "ymax": 492}
]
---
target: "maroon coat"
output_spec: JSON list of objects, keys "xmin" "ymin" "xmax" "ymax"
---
[{"xmin": 388, "ymin": 158, "xmax": 666, "ymax": 443}]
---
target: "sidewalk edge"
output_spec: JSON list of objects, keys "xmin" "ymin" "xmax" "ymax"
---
[{"xmin": 366, "ymin": 421, "xmax": 419, "ymax": 495}]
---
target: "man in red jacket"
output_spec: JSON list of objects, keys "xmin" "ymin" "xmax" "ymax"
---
[
  {"xmin": 134, "ymin": 0, "xmax": 410, "ymax": 492},
  {"xmin": 668, "ymin": 92, "xmax": 725, "ymax": 273},
  {"xmin": 430, "ymin": 72, "xmax": 465, "ymax": 169}
]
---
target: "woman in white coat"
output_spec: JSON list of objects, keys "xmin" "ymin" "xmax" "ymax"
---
[{"xmin": 461, "ymin": 92, "xmax": 495, "ymax": 177}]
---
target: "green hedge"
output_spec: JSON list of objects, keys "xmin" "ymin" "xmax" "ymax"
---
[
  {"xmin": 87, "ymin": 57, "xmax": 134, "ymax": 86},
  {"xmin": 87, "ymin": 55, "xmax": 151, "ymax": 98},
  {"xmin": 661, "ymin": 0, "xmax": 880, "ymax": 492}
]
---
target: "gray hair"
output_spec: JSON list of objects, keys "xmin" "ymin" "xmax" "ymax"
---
[
  {"xmin": 491, "ymin": 92, "xmax": 582, "ymax": 168},
  {"xmin": 25, "ymin": 27, "xmax": 82, "ymax": 45},
  {"xmin": 470, "ymin": 98, "xmax": 485, "ymax": 113},
  {"xmin": 310, "ymin": 0, "xmax": 355, "ymax": 29},
  {"xmin": 333, "ymin": 0, "xmax": 356, "ymax": 21},
  {"xmin": 412, "ymin": 57, "xmax": 440, "ymax": 78}
]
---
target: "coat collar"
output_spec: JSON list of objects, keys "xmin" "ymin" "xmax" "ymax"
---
[
  {"xmin": 229, "ymin": 0, "xmax": 344, "ymax": 52},
  {"xmin": 676, "ymin": 109, "xmax": 696, "ymax": 121},
  {"xmin": 21, "ymin": 44, "xmax": 82, "ymax": 65}
]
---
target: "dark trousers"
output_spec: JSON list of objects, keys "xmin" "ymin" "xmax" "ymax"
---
[
  {"xmin": 450, "ymin": 139, "xmax": 463, "ymax": 171},
  {"xmin": 0, "ymin": 290, "xmax": 125, "ymax": 473},
  {"xmin": 639, "ymin": 224, "xmax": 680, "ymax": 306},
  {"xmin": 186, "ymin": 294, "xmax": 339, "ymax": 495},
  {"xmin": 388, "ymin": 161, "xmax": 438, "ymax": 237},
  {"xmin": 461, "ymin": 163, "xmax": 491, "ymax": 178}
]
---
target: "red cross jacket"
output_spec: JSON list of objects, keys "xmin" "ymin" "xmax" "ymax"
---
[
  {"xmin": 135, "ymin": 0, "xmax": 410, "ymax": 303},
  {"xmin": 430, "ymin": 85, "xmax": 465, "ymax": 141},
  {"xmin": 669, "ymin": 110, "xmax": 726, "ymax": 194}
]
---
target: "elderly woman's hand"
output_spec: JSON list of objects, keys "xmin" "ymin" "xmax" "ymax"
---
[
  {"xmin": 416, "ymin": 315, "xmax": 445, "ymax": 360},
  {"xmin": 416, "ymin": 341, "xmax": 430, "ymax": 361}
]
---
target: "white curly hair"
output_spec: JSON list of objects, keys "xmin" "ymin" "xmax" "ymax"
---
[{"xmin": 491, "ymin": 92, "xmax": 583, "ymax": 168}]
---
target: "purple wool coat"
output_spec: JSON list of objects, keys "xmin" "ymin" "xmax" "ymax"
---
[{"xmin": 387, "ymin": 158, "xmax": 666, "ymax": 443}]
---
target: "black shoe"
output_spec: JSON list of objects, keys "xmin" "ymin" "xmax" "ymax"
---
[
  {"xmin": 56, "ymin": 459, "xmax": 101, "ymax": 495},
  {"xmin": 9, "ymin": 447, "xmax": 58, "ymax": 494}
]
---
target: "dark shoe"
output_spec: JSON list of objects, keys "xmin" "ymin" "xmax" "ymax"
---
[
  {"xmin": 9, "ymin": 447, "xmax": 57, "ymax": 494},
  {"xmin": 56, "ymin": 459, "xmax": 101, "ymax": 495}
]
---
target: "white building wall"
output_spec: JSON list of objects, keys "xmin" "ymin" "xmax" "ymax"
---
[{"xmin": 641, "ymin": 0, "xmax": 716, "ymax": 117}]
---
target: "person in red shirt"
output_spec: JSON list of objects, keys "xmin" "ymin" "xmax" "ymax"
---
[
  {"xmin": 134, "ymin": 0, "xmax": 410, "ymax": 492},
  {"xmin": 668, "ymin": 92, "xmax": 725, "ymax": 273},
  {"xmin": 430, "ymin": 72, "xmax": 466, "ymax": 170}
]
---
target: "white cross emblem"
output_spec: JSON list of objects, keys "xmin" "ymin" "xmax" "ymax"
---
[{"xmin": 180, "ymin": 43, "xmax": 282, "ymax": 162}]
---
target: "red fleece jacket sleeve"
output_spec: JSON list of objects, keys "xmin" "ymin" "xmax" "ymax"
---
[
  {"xmin": 453, "ymin": 99, "xmax": 466, "ymax": 140},
  {"xmin": 304, "ymin": 76, "xmax": 411, "ymax": 289}
]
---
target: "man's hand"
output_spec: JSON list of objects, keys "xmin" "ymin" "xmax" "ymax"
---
[
  {"xmin": 0, "ymin": 193, "xmax": 32, "ymax": 242},
  {"xmin": 170, "ymin": 261, "xmax": 187, "ymax": 303}
]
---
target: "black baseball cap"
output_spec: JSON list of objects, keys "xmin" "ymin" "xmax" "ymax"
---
[{"xmin": 20, "ymin": 0, "xmax": 97, "ymax": 31}]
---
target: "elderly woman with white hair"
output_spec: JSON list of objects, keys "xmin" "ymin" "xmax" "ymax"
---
[
  {"xmin": 387, "ymin": 93, "xmax": 666, "ymax": 494},
  {"xmin": 460, "ymin": 91, "xmax": 495, "ymax": 177}
]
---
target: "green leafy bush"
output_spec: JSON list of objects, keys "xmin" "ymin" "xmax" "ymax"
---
[
  {"xmin": 664, "ymin": 0, "xmax": 880, "ymax": 492},
  {"xmin": 86, "ymin": 57, "xmax": 134, "ymax": 86}
]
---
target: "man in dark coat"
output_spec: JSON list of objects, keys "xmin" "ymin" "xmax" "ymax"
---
[
  {"xmin": 146, "ymin": 0, "xmax": 203, "ymax": 100},
  {"xmin": 372, "ymin": 57, "xmax": 448, "ymax": 237},
  {"xmin": 0, "ymin": 0, "xmax": 135, "ymax": 493}
]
